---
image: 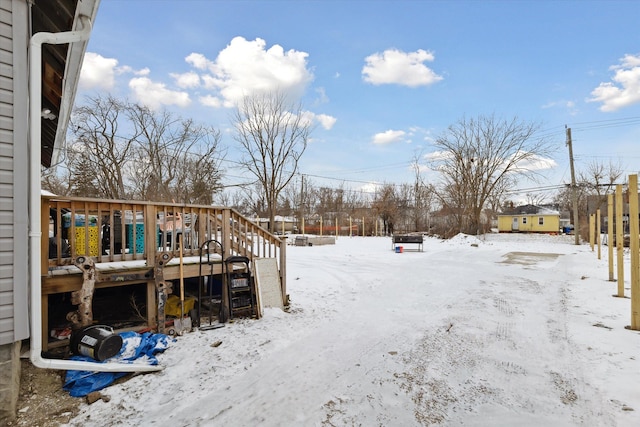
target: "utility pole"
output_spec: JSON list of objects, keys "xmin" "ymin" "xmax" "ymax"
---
[{"xmin": 566, "ymin": 126, "xmax": 580, "ymax": 245}]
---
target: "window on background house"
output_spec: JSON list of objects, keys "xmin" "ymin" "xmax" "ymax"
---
[
  {"xmin": 522, "ymin": 217, "xmax": 527, "ymax": 224},
  {"xmin": 539, "ymin": 217, "xmax": 544, "ymax": 225}
]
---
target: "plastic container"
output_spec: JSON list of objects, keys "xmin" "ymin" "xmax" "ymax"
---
[{"xmin": 70, "ymin": 325, "xmax": 123, "ymax": 361}]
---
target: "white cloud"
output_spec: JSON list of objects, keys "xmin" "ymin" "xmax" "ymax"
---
[
  {"xmin": 185, "ymin": 53, "xmax": 214, "ymax": 70},
  {"xmin": 427, "ymin": 149, "xmax": 555, "ymax": 172},
  {"xmin": 541, "ymin": 99, "xmax": 578, "ymax": 116},
  {"xmin": 315, "ymin": 87, "xmax": 329, "ymax": 104},
  {"xmin": 315, "ymin": 113, "xmax": 337, "ymax": 130},
  {"xmin": 199, "ymin": 94, "xmax": 223, "ymax": 108},
  {"xmin": 79, "ymin": 52, "xmax": 119, "ymax": 90},
  {"xmin": 588, "ymin": 53, "xmax": 640, "ymax": 111},
  {"xmin": 186, "ymin": 36, "xmax": 314, "ymax": 108},
  {"xmin": 424, "ymin": 150, "xmax": 452, "ymax": 161},
  {"xmin": 362, "ymin": 48, "xmax": 443, "ymax": 87},
  {"xmin": 128, "ymin": 77, "xmax": 191, "ymax": 109},
  {"xmin": 360, "ymin": 182, "xmax": 381, "ymax": 193},
  {"xmin": 171, "ymin": 71, "xmax": 201, "ymax": 89},
  {"xmin": 511, "ymin": 152, "xmax": 557, "ymax": 172},
  {"xmin": 80, "ymin": 53, "xmax": 154, "ymax": 96},
  {"xmin": 81, "ymin": 39, "xmax": 326, "ymax": 117},
  {"xmin": 372, "ymin": 129, "xmax": 406, "ymax": 145},
  {"xmin": 134, "ymin": 67, "xmax": 151, "ymax": 77}
]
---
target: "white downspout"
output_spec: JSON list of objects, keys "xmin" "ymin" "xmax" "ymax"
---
[{"xmin": 29, "ymin": 15, "xmax": 162, "ymax": 373}]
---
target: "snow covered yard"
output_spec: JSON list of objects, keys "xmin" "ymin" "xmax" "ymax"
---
[{"xmin": 64, "ymin": 234, "xmax": 640, "ymax": 427}]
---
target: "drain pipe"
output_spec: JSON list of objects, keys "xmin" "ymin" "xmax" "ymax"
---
[{"xmin": 29, "ymin": 15, "xmax": 162, "ymax": 373}]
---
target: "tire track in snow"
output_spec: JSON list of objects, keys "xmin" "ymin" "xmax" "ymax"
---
[{"xmin": 393, "ymin": 251, "xmax": 617, "ymax": 426}]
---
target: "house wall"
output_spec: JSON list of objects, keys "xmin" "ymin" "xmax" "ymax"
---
[
  {"xmin": 498, "ymin": 215, "xmax": 560, "ymax": 233},
  {"xmin": 0, "ymin": 1, "xmax": 29, "ymax": 422},
  {"xmin": 0, "ymin": 0, "xmax": 29, "ymax": 347}
]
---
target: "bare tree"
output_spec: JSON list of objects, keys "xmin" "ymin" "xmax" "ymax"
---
[
  {"xmin": 372, "ymin": 183, "xmax": 399, "ymax": 235},
  {"xmin": 525, "ymin": 192, "xmax": 548, "ymax": 206},
  {"xmin": 578, "ymin": 159, "xmax": 624, "ymax": 199},
  {"xmin": 68, "ymin": 95, "xmax": 137, "ymax": 199},
  {"xmin": 575, "ymin": 159, "xmax": 625, "ymax": 236},
  {"xmin": 232, "ymin": 92, "xmax": 312, "ymax": 231},
  {"xmin": 128, "ymin": 105, "xmax": 223, "ymax": 203},
  {"xmin": 554, "ymin": 182, "xmax": 590, "ymax": 234},
  {"xmin": 410, "ymin": 151, "xmax": 435, "ymax": 232},
  {"xmin": 42, "ymin": 167, "xmax": 72, "ymax": 196},
  {"xmin": 65, "ymin": 95, "xmax": 224, "ymax": 203},
  {"xmin": 431, "ymin": 114, "xmax": 553, "ymax": 235},
  {"xmin": 216, "ymin": 187, "xmax": 255, "ymax": 216}
]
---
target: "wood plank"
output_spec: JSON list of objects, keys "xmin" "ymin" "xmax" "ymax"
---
[{"xmin": 254, "ymin": 258, "xmax": 283, "ymax": 316}]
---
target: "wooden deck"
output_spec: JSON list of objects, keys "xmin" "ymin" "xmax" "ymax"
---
[{"xmin": 42, "ymin": 195, "xmax": 286, "ymax": 350}]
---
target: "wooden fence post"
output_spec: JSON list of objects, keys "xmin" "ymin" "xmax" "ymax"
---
[
  {"xmin": 589, "ymin": 214, "xmax": 595, "ymax": 251},
  {"xmin": 596, "ymin": 209, "xmax": 601, "ymax": 259},
  {"xmin": 608, "ymin": 194, "xmax": 614, "ymax": 281},
  {"xmin": 615, "ymin": 184, "xmax": 625, "ymax": 298},
  {"xmin": 628, "ymin": 174, "xmax": 639, "ymax": 329}
]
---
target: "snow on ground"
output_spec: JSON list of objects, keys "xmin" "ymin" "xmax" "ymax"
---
[{"xmin": 64, "ymin": 233, "xmax": 640, "ymax": 426}]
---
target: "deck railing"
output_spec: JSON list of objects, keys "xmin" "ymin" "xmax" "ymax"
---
[{"xmin": 42, "ymin": 195, "xmax": 286, "ymax": 292}]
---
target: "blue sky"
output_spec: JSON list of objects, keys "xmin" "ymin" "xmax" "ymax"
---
[{"xmin": 78, "ymin": 0, "xmax": 640, "ymax": 202}]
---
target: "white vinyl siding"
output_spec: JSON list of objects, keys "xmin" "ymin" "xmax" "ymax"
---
[{"xmin": 0, "ymin": 0, "xmax": 29, "ymax": 345}]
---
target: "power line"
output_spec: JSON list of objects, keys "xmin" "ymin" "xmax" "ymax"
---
[{"xmin": 570, "ymin": 115, "xmax": 640, "ymax": 129}]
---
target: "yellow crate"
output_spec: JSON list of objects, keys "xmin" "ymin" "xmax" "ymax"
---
[{"xmin": 75, "ymin": 226, "xmax": 99, "ymax": 256}]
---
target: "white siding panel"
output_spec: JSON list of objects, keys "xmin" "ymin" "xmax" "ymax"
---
[
  {"xmin": 0, "ymin": 329, "xmax": 13, "ymax": 343},
  {"xmin": 0, "ymin": 182, "xmax": 10, "ymax": 196},
  {"xmin": 0, "ymin": 250, "xmax": 11, "ymax": 266},
  {"xmin": 0, "ymin": 169, "xmax": 12, "ymax": 184},
  {"xmin": 0, "ymin": 113, "xmax": 11, "ymax": 130},
  {"xmin": 9, "ymin": 0, "xmax": 30, "ymax": 342},
  {"xmin": 0, "ymin": 289, "xmax": 11, "ymax": 305},
  {"xmin": 0, "ymin": 0, "xmax": 11, "ymax": 343},
  {"xmin": 0, "ymin": 276, "xmax": 11, "ymax": 291},
  {"xmin": 0, "ymin": 73, "xmax": 11, "ymax": 91}
]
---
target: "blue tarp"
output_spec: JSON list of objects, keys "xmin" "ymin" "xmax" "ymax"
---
[{"xmin": 63, "ymin": 331, "xmax": 172, "ymax": 397}]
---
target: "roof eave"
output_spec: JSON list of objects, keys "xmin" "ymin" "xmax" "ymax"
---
[{"xmin": 50, "ymin": 0, "xmax": 100, "ymax": 166}]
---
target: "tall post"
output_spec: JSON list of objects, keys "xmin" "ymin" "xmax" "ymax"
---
[
  {"xmin": 320, "ymin": 216, "xmax": 323, "ymax": 236},
  {"xmin": 589, "ymin": 214, "xmax": 595, "ymax": 251},
  {"xmin": 628, "ymin": 174, "xmax": 640, "ymax": 329},
  {"xmin": 615, "ymin": 184, "xmax": 624, "ymax": 297},
  {"xmin": 362, "ymin": 216, "xmax": 365, "ymax": 237},
  {"xmin": 299, "ymin": 174, "xmax": 304, "ymax": 236},
  {"xmin": 349, "ymin": 216, "xmax": 352, "ymax": 237},
  {"xmin": 596, "ymin": 208, "xmax": 601, "ymax": 260},
  {"xmin": 566, "ymin": 127, "xmax": 580, "ymax": 245},
  {"xmin": 608, "ymin": 194, "xmax": 614, "ymax": 281}
]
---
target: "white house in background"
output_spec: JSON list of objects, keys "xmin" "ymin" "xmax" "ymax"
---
[{"xmin": 0, "ymin": 1, "xmax": 100, "ymax": 422}]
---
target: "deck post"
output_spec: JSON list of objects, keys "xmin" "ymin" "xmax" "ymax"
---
[
  {"xmin": 222, "ymin": 209, "xmax": 231, "ymax": 260},
  {"xmin": 144, "ymin": 204, "xmax": 157, "ymax": 263}
]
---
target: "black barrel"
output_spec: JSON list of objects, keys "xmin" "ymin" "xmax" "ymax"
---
[{"xmin": 70, "ymin": 325, "xmax": 123, "ymax": 361}]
